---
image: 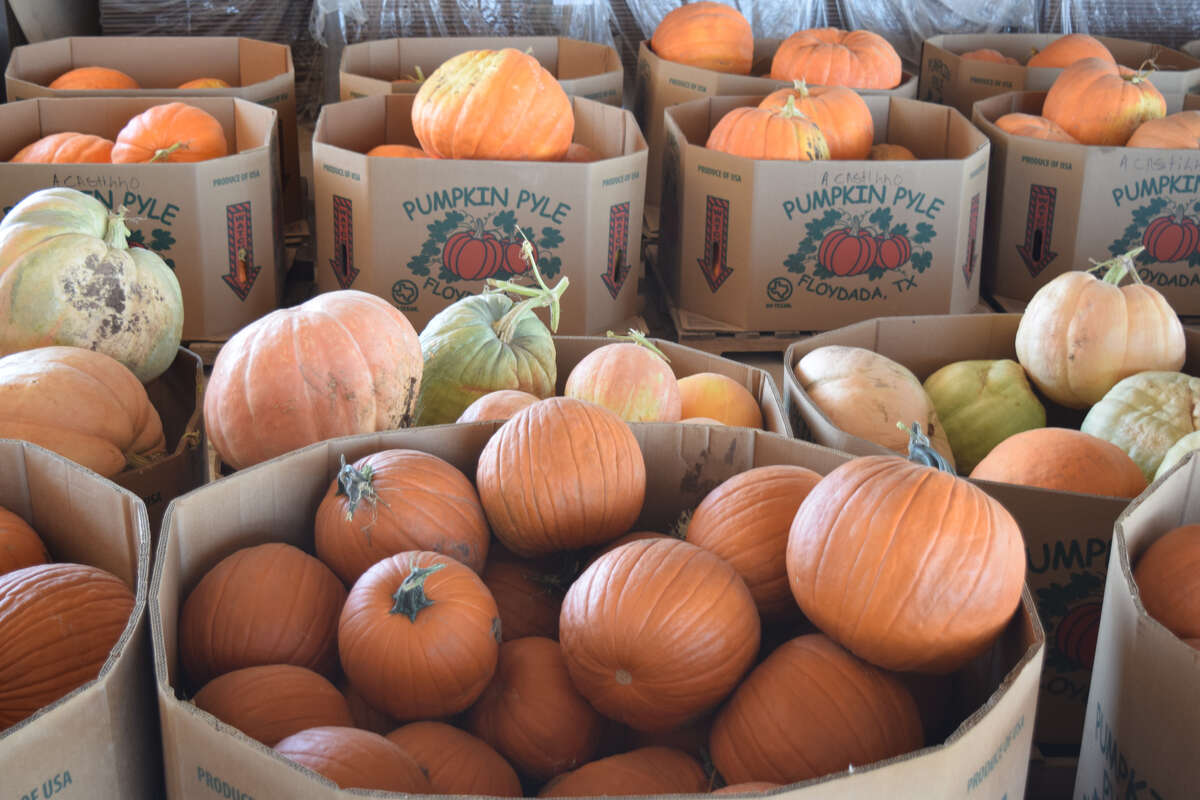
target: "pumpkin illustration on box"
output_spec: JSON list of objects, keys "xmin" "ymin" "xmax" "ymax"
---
[
  {"xmin": 789, "ymin": 207, "xmax": 934, "ymax": 282},
  {"xmin": 1110, "ymin": 197, "xmax": 1200, "ymax": 269},
  {"xmin": 410, "ymin": 210, "xmax": 561, "ymax": 285}
]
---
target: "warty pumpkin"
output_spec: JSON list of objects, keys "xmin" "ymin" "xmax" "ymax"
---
[
  {"xmin": 111, "ymin": 102, "xmax": 229, "ymax": 163},
  {"xmin": 0, "ymin": 563, "xmax": 134, "ymax": 728},
  {"xmin": 1081, "ymin": 371, "xmax": 1200, "ymax": 480},
  {"xmin": 386, "ymin": 721, "xmax": 523, "ymax": 797},
  {"xmin": 650, "ymin": 2, "xmax": 753, "ymax": 75},
  {"xmin": 274, "ymin": 726, "xmax": 433, "ymax": 793},
  {"xmin": 338, "ymin": 551, "xmax": 500, "ymax": 721},
  {"xmin": 1042, "ymin": 58, "xmax": 1166, "ymax": 146},
  {"xmin": 706, "ymin": 96, "xmax": 830, "ymax": 161},
  {"xmin": 0, "ymin": 507, "xmax": 49, "ymax": 576},
  {"xmin": 49, "ymin": 66, "xmax": 140, "ymax": 90},
  {"xmin": 1127, "ymin": 110, "xmax": 1200, "ymax": 149},
  {"xmin": 759, "ymin": 80, "xmax": 873, "ymax": 160},
  {"xmin": 1132, "ymin": 524, "xmax": 1200, "ymax": 640},
  {"xmin": 770, "ymin": 28, "xmax": 902, "ymax": 90},
  {"xmin": 11, "ymin": 132, "xmax": 114, "ymax": 163},
  {"xmin": 563, "ymin": 332, "xmax": 682, "ymax": 422},
  {"xmin": 457, "ymin": 389, "xmax": 541, "ymax": 423},
  {"xmin": 1026, "ymin": 33, "xmax": 1115, "ymax": 69},
  {"xmin": 995, "ymin": 112, "xmax": 1079, "ymax": 143},
  {"xmin": 1155, "ymin": 431, "xmax": 1200, "ymax": 481},
  {"xmin": 970, "ymin": 427, "xmax": 1146, "ymax": 498},
  {"xmin": 539, "ymin": 747, "xmax": 709, "ymax": 798}
]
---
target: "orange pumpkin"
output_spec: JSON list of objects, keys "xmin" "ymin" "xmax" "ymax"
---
[
  {"xmin": 413, "ymin": 48, "xmax": 574, "ymax": 161},
  {"xmin": 179, "ymin": 543, "xmax": 346, "ymax": 687},
  {"xmin": 676, "ymin": 372, "xmax": 763, "ymax": 428},
  {"xmin": 275, "ymin": 726, "xmax": 432, "ymax": 792},
  {"xmin": 589, "ymin": 531, "xmax": 670, "ymax": 564},
  {"xmin": 770, "ymin": 29, "xmax": 902, "ymax": 90},
  {"xmin": 687, "ymin": 465, "xmax": 822, "ymax": 619},
  {"xmin": 476, "ymin": 397, "xmax": 646, "ymax": 556},
  {"xmin": 787, "ymin": 427, "xmax": 1026, "ymax": 674},
  {"xmin": 560, "ymin": 537, "xmax": 760, "ymax": 732},
  {"xmin": 11, "ymin": 132, "xmax": 113, "ymax": 163},
  {"xmin": 563, "ymin": 142, "xmax": 601, "ymax": 162},
  {"xmin": 1128, "ymin": 110, "xmax": 1200, "ymax": 149},
  {"xmin": 49, "ymin": 66, "xmax": 140, "ymax": 90},
  {"xmin": 365, "ymin": 144, "xmax": 430, "ymax": 158},
  {"xmin": 0, "ymin": 507, "xmax": 49, "ymax": 575},
  {"xmin": 457, "ymin": 389, "xmax": 541, "ymax": 423},
  {"xmin": 563, "ymin": 336, "xmax": 682, "ymax": 422},
  {"xmin": 714, "ymin": 783, "xmax": 781, "ymax": 794},
  {"xmin": 995, "ymin": 112, "xmax": 1079, "ymax": 143},
  {"xmin": 314, "ymin": 448, "xmax": 490, "ymax": 585},
  {"xmin": 111, "ymin": 102, "xmax": 229, "ymax": 163},
  {"xmin": 869, "ymin": 143, "xmax": 916, "ymax": 160},
  {"xmin": 710, "ymin": 634, "xmax": 923, "ymax": 784},
  {"xmin": 193, "ymin": 665, "xmax": 354, "ymax": 746},
  {"xmin": 1042, "ymin": 58, "xmax": 1166, "ymax": 146},
  {"xmin": 970, "ymin": 428, "xmax": 1147, "ymax": 498},
  {"xmin": 0, "ymin": 563, "xmax": 134, "ymax": 728},
  {"xmin": 619, "ymin": 712, "xmax": 713, "ymax": 762},
  {"xmin": 338, "ymin": 551, "xmax": 500, "ymax": 720},
  {"xmin": 482, "ymin": 548, "xmax": 567, "ymax": 641},
  {"xmin": 203, "ymin": 290, "xmax": 423, "ymax": 470},
  {"xmin": 539, "ymin": 747, "xmax": 708, "ymax": 798},
  {"xmin": 960, "ymin": 48, "xmax": 1020, "ymax": 66},
  {"xmin": 177, "ymin": 77, "xmax": 232, "ymax": 89},
  {"xmin": 1027, "ymin": 33, "xmax": 1115, "ymax": 69},
  {"xmin": 759, "ymin": 80, "xmax": 873, "ymax": 160},
  {"xmin": 468, "ymin": 636, "xmax": 606, "ymax": 780},
  {"xmin": 1132, "ymin": 524, "xmax": 1200, "ymax": 639},
  {"xmin": 706, "ymin": 97, "xmax": 831, "ymax": 161},
  {"xmin": 340, "ymin": 678, "xmax": 398, "ymax": 735},
  {"xmin": 650, "ymin": 1, "xmax": 753, "ymax": 75},
  {"xmin": 386, "ymin": 722, "xmax": 522, "ymax": 797}
]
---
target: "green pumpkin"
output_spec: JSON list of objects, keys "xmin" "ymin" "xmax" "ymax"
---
[
  {"xmin": 923, "ymin": 359, "xmax": 1046, "ymax": 474},
  {"xmin": 1081, "ymin": 371, "xmax": 1200, "ymax": 481}
]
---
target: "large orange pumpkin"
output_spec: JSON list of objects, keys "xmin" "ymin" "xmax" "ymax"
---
[
  {"xmin": 758, "ymin": 80, "xmax": 873, "ymax": 160},
  {"xmin": 0, "ymin": 563, "xmax": 134, "ymax": 728},
  {"xmin": 786, "ymin": 428, "xmax": 1026, "ymax": 674},
  {"xmin": 560, "ymin": 537, "xmax": 760, "ymax": 732},
  {"xmin": 11, "ymin": 132, "xmax": 113, "ymax": 163},
  {"xmin": 710, "ymin": 633, "xmax": 923, "ymax": 784},
  {"xmin": 476, "ymin": 397, "xmax": 646, "ymax": 556},
  {"xmin": 687, "ymin": 465, "xmax": 822, "ymax": 619},
  {"xmin": 192, "ymin": 664, "xmax": 354, "ymax": 746},
  {"xmin": 111, "ymin": 102, "xmax": 229, "ymax": 163},
  {"xmin": 1127, "ymin": 110, "xmax": 1200, "ymax": 149},
  {"xmin": 338, "ymin": 551, "xmax": 500, "ymax": 720},
  {"xmin": 970, "ymin": 428, "xmax": 1147, "ymax": 498},
  {"xmin": 49, "ymin": 66, "xmax": 140, "ymax": 90},
  {"xmin": 179, "ymin": 543, "xmax": 347, "ymax": 687},
  {"xmin": 275, "ymin": 726, "xmax": 433, "ymax": 792},
  {"xmin": 770, "ymin": 29, "xmax": 902, "ymax": 90},
  {"xmin": 995, "ymin": 112, "xmax": 1079, "ymax": 143},
  {"xmin": 314, "ymin": 448, "xmax": 489, "ymax": 585},
  {"xmin": 1042, "ymin": 58, "xmax": 1166, "ymax": 146},
  {"xmin": 539, "ymin": 747, "xmax": 709, "ymax": 797},
  {"xmin": 563, "ymin": 336, "xmax": 682, "ymax": 422},
  {"xmin": 386, "ymin": 721, "xmax": 523, "ymax": 797},
  {"xmin": 482, "ymin": 548, "xmax": 567, "ymax": 641},
  {"xmin": 468, "ymin": 636, "xmax": 606, "ymax": 780},
  {"xmin": 1132, "ymin": 524, "xmax": 1200, "ymax": 639},
  {"xmin": 706, "ymin": 97, "xmax": 830, "ymax": 161},
  {"xmin": 204, "ymin": 290, "xmax": 423, "ymax": 470},
  {"xmin": 413, "ymin": 48, "xmax": 574, "ymax": 161},
  {"xmin": 0, "ymin": 508, "xmax": 49, "ymax": 575},
  {"xmin": 1026, "ymin": 33, "xmax": 1115, "ymax": 69},
  {"xmin": 650, "ymin": 2, "xmax": 753, "ymax": 75}
]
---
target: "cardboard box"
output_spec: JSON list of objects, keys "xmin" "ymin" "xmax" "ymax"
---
[
  {"xmin": 312, "ymin": 93, "xmax": 647, "ymax": 336},
  {"xmin": 783, "ymin": 314, "xmax": 1200, "ymax": 761},
  {"xmin": 660, "ymin": 95, "xmax": 988, "ymax": 333},
  {"xmin": 0, "ymin": 96, "xmax": 284, "ymax": 342},
  {"xmin": 1074, "ymin": 453, "xmax": 1200, "ymax": 800},
  {"xmin": 340, "ymin": 36, "xmax": 623, "ymax": 107},
  {"xmin": 974, "ymin": 91, "xmax": 1200, "ymax": 316},
  {"xmin": 4, "ymin": 36, "xmax": 302, "ymax": 222},
  {"xmin": 152, "ymin": 423, "xmax": 1042, "ymax": 799},
  {"xmin": 634, "ymin": 40, "xmax": 919, "ymax": 211},
  {"xmin": 0, "ymin": 440, "xmax": 157, "ymax": 799},
  {"xmin": 920, "ymin": 34, "xmax": 1200, "ymax": 118}
]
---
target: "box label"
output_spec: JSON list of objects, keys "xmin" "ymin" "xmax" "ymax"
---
[
  {"xmin": 967, "ymin": 714, "xmax": 1025, "ymax": 793},
  {"xmin": 329, "ymin": 195, "xmax": 358, "ymax": 289},
  {"xmin": 1080, "ymin": 701, "xmax": 1165, "ymax": 800},
  {"xmin": 17, "ymin": 770, "xmax": 72, "ymax": 799},
  {"xmin": 1106, "ymin": 166, "xmax": 1200, "ymax": 288},
  {"xmin": 222, "ymin": 202, "xmax": 258, "ymax": 300},
  {"xmin": 1017, "ymin": 184, "xmax": 1060, "ymax": 278},
  {"xmin": 602, "ymin": 202, "xmax": 632, "ymax": 299},
  {"xmin": 699, "ymin": 195, "xmax": 733, "ymax": 292},
  {"xmin": 196, "ymin": 766, "xmax": 254, "ymax": 800}
]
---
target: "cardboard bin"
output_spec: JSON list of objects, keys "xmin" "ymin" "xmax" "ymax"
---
[
  {"xmin": 152, "ymin": 423, "xmax": 1042, "ymax": 799},
  {"xmin": 975, "ymin": 91, "xmax": 1200, "ymax": 316},
  {"xmin": 661, "ymin": 95, "xmax": 988, "ymax": 334},
  {"xmin": 1075, "ymin": 453, "xmax": 1200, "ymax": 800},
  {"xmin": 0, "ymin": 440, "xmax": 156, "ymax": 799},
  {"xmin": 0, "ymin": 96, "xmax": 284, "ymax": 343},
  {"xmin": 340, "ymin": 36, "xmax": 622, "ymax": 106},
  {"xmin": 312, "ymin": 93, "xmax": 647, "ymax": 336}
]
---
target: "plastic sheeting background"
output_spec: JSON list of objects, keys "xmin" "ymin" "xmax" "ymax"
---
[{"xmin": 1047, "ymin": 0, "xmax": 1200, "ymax": 51}]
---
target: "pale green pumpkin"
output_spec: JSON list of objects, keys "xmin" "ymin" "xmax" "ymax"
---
[
  {"xmin": 1153, "ymin": 431, "xmax": 1200, "ymax": 482},
  {"xmin": 1081, "ymin": 371, "xmax": 1200, "ymax": 481}
]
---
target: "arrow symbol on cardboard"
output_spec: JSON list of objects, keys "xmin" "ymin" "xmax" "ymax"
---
[
  {"xmin": 330, "ymin": 195, "xmax": 359, "ymax": 290},
  {"xmin": 222, "ymin": 202, "xmax": 258, "ymax": 301},
  {"xmin": 698, "ymin": 195, "xmax": 733, "ymax": 292},
  {"xmin": 602, "ymin": 202, "xmax": 632, "ymax": 299},
  {"xmin": 1016, "ymin": 184, "xmax": 1058, "ymax": 278}
]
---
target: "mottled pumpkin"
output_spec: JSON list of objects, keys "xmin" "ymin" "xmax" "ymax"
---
[
  {"xmin": 193, "ymin": 665, "xmax": 354, "ymax": 746},
  {"xmin": 759, "ymin": 80, "xmax": 873, "ymax": 160},
  {"xmin": 111, "ymin": 102, "xmax": 229, "ymax": 163},
  {"xmin": 386, "ymin": 722, "xmax": 522, "ymax": 797},
  {"xmin": 563, "ymin": 337, "xmax": 682, "ymax": 423},
  {"xmin": 770, "ymin": 29, "xmax": 902, "ymax": 90},
  {"xmin": 706, "ymin": 97, "xmax": 830, "ymax": 161},
  {"xmin": 1081, "ymin": 371, "xmax": 1200, "ymax": 480},
  {"xmin": 650, "ymin": 2, "xmax": 753, "ymax": 75},
  {"xmin": 1043, "ymin": 58, "xmax": 1165, "ymax": 146},
  {"xmin": 275, "ymin": 726, "xmax": 432, "ymax": 792},
  {"xmin": 11, "ymin": 132, "xmax": 114, "ymax": 163}
]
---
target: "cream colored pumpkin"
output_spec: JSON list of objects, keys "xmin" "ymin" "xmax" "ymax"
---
[
  {"xmin": 1081, "ymin": 371, "xmax": 1200, "ymax": 481},
  {"xmin": 1155, "ymin": 431, "xmax": 1200, "ymax": 481}
]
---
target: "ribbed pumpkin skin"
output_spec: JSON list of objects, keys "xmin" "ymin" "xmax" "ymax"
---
[
  {"xmin": 1043, "ymin": 58, "xmax": 1166, "ymax": 146},
  {"xmin": 339, "ymin": 678, "xmax": 398, "ymax": 735},
  {"xmin": 769, "ymin": 29, "xmax": 902, "ymax": 90},
  {"xmin": 687, "ymin": 465, "xmax": 821, "ymax": 618},
  {"xmin": 1026, "ymin": 33, "xmax": 1115, "ymax": 69},
  {"xmin": 710, "ymin": 634, "xmax": 923, "ymax": 785},
  {"xmin": 539, "ymin": 747, "xmax": 708, "ymax": 798},
  {"xmin": 274, "ymin": 726, "xmax": 433, "ymax": 792},
  {"xmin": 338, "ymin": 551, "xmax": 500, "ymax": 720},
  {"xmin": 111, "ymin": 102, "xmax": 229, "ymax": 163},
  {"xmin": 759, "ymin": 83, "xmax": 873, "ymax": 160},
  {"xmin": 995, "ymin": 112, "xmax": 1079, "ymax": 143},
  {"xmin": 970, "ymin": 428, "xmax": 1146, "ymax": 498},
  {"xmin": 706, "ymin": 104, "xmax": 830, "ymax": 161},
  {"xmin": 482, "ymin": 551, "xmax": 565, "ymax": 641},
  {"xmin": 869, "ymin": 143, "xmax": 916, "ymax": 160},
  {"xmin": 0, "ymin": 508, "xmax": 49, "ymax": 575},
  {"xmin": 787, "ymin": 456, "xmax": 1026, "ymax": 674},
  {"xmin": 11, "ymin": 133, "xmax": 114, "ymax": 163},
  {"xmin": 1128, "ymin": 110, "xmax": 1200, "ymax": 149},
  {"xmin": 365, "ymin": 144, "xmax": 430, "ymax": 157},
  {"xmin": 386, "ymin": 721, "xmax": 523, "ymax": 797},
  {"xmin": 650, "ymin": 1, "xmax": 753, "ymax": 75},
  {"xmin": 204, "ymin": 290, "xmax": 422, "ymax": 469},
  {"xmin": 564, "ymin": 342, "xmax": 682, "ymax": 423},
  {"xmin": 315, "ymin": 449, "xmax": 490, "ymax": 585},
  {"xmin": 1133, "ymin": 525, "xmax": 1200, "ymax": 639},
  {"xmin": 49, "ymin": 66, "xmax": 139, "ymax": 90},
  {"xmin": 0, "ymin": 187, "xmax": 109, "ymax": 271},
  {"xmin": 413, "ymin": 48, "xmax": 574, "ymax": 161},
  {"xmin": 0, "ymin": 347, "xmax": 165, "ymax": 477},
  {"xmin": 468, "ymin": 636, "xmax": 605, "ymax": 780},
  {"xmin": 476, "ymin": 397, "xmax": 646, "ymax": 556},
  {"xmin": 960, "ymin": 48, "xmax": 1020, "ymax": 66},
  {"xmin": 1081, "ymin": 371, "xmax": 1200, "ymax": 480},
  {"xmin": 560, "ymin": 538, "xmax": 761, "ymax": 732},
  {"xmin": 457, "ymin": 389, "xmax": 541, "ymax": 423},
  {"xmin": 0, "ymin": 563, "xmax": 134, "ymax": 728},
  {"xmin": 193, "ymin": 665, "xmax": 354, "ymax": 746},
  {"xmin": 179, "ymin": 543, "xmax": 347, "ymax": 687}
]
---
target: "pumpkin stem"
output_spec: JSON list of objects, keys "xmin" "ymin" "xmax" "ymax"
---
[
  {"xmin": 390, "ymin": 558, "xmax": 447, "ymax": 622},
  {"xmin": 150, "ymin": 141, "xmax": 188, "ymax": 163},
  {"xmin": 604, "ymin": 328, "xmax": 670, "ymax": 363},
  {"xmin": 105, "ymin": 208, "xmax": 132, "ymax": 250},
  {"xmin": 335, "ymin": 455, "xmax": 379, "ymax": 519},
  {"xmin": 776, "ymin": 95, "xmax": 805, "ymax": 119},
  {"xmin": 1090, "ymin": 246, "xmax": 1146, "ymax": 285},
  {"xmin": 896, "ymin": 421, "xmax": 955, "ymax": 474},
  {"xmin": 488, "ymin": 225, "xmax": 569, "ymax": 342},
  {"xmin": 791, "ymin": 78, "xmax": 811, "ymax": 98}
]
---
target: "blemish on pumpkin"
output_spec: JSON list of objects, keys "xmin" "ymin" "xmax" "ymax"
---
[
  {"xmin": 491, "ymin": 617, "xmax": 503, "ymax": 643},
  {"xmin": 615, "ymin": 669, "xmax": 633, "ymax": 685}
]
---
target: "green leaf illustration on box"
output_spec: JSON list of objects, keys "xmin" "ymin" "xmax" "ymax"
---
[
  {"xmin": 1108, "ymin": 196, "xmax": 1200, "ymax": 269},
  {"xmin": 1036, "ymin": 571, "xmax": 1105, "ymax": 675},
  {"xmin": 783, "ymin": 206, "xmax": 936, "ymax": 288},
  {"xmin": 126, "ymin": 229, "xmax": 146, "ymax": 247},
  {"xmin": 151, "ymin": 228, "xmax": 175, "ymax": 251},
  {"xmin": 408, "ymin": 209, "xmax": 562, "ymax": 285}
]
